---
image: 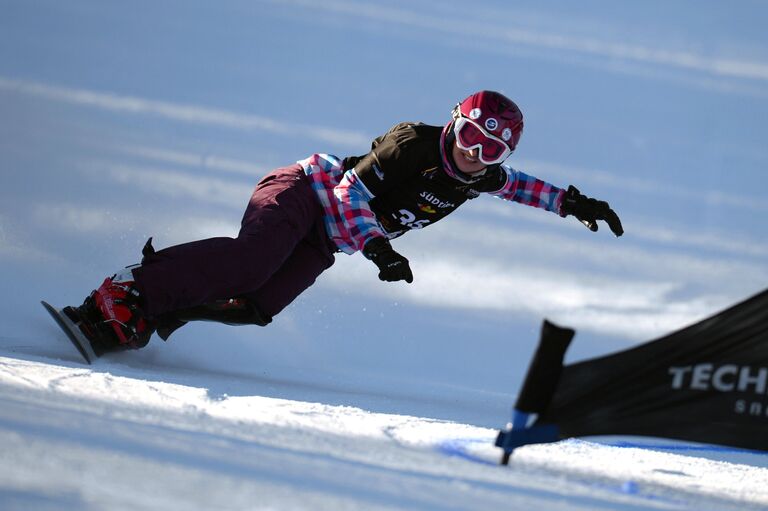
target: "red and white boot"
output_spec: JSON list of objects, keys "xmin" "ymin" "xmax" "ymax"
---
[{"xmin": 65, "ymin": 267, "xmax": 154, "ymax": 356}]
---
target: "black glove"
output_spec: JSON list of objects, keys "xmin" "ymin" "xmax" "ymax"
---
[
  {"xmin": 362, "ymin": 237, "xmax": 414, "ymax": 283},
  {"xmin": 561, "ymin": 185, "xmax": 624, "ymax": 237}
]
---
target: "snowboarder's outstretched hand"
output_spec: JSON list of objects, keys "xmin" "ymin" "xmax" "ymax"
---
[
  {"xmin": 362, "ymin": 237, "xmax": 414, "ymax": 283},
  {"xmin": 561, "ymin": 185, "xmax": 624, "ymax": 237}
]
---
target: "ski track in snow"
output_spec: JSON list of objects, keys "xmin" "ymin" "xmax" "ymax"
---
[{"xmin": 1, "ymin": 351, "xmax": 768, "ymax": 511}]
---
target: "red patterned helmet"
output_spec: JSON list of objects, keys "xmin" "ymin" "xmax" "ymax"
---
[{"xmin": 452, "ymin": 91, "xmax": 523, "ymax": 164}]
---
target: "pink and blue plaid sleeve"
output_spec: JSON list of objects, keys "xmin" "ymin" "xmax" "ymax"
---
[
  {"xmin": 301, "ymin": 153, "xmax": 385, "ymax": 255},
  {"xmin": 490, "ymin": 165, "xmax": 565, "ymax": 214},
  {"xmin": 333, "ymin": 169, "xmax": 386, "ymax": 253}
]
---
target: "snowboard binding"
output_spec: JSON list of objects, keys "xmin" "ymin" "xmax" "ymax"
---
[{"xmin": 66, "ymin": 275, "xmax": 154, "ymax": 356}]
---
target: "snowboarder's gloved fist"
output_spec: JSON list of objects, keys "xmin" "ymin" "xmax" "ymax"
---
[
  {"xmin": 362, "ymin": 237, "xmax": 414, "ymax": 283},
  {"xmin": 560, "ymin": 185, "xmax": 624, "ymax": 237}
]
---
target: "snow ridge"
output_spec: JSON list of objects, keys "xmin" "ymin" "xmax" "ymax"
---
[{"xmin": 1, "ymin": 353, "xmax": 767, "ymax": 511}]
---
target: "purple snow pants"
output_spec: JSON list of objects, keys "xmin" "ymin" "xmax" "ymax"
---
[{"xmin": 132, "ymin": 163, "xmax": 336, "ymax": 320}]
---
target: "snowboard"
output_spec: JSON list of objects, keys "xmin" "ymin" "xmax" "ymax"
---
[{"xmin": 41, "ymin": 301, "xmax": 96, "ymax": 364}]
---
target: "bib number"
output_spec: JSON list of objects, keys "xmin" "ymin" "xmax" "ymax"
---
[{"xmin": 397, "ymin": 209, "xmax": 430, "ymax": 229}]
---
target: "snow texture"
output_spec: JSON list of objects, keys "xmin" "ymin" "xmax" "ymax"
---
[{"xmin": 1, "ymin": 1, "xmax": 767, "ymax": 509}]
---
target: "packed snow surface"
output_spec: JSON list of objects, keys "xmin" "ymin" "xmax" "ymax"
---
[{"xmin": 2, "ymin": 353, "xmax": 768, "ymax": 511}]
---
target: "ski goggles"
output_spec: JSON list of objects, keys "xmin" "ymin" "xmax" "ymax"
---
[{"xmin": 453, "ymin": 116, "xmax": 512, "ymax": 165}]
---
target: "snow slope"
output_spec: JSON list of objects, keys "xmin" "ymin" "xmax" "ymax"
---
[
  {"xmin": 2, "ymin": 353, "xmax": 768, "ymax": 511},
  {"xmin": 1, "ymin": 1, "xmax": 768, "ymax": 509}
]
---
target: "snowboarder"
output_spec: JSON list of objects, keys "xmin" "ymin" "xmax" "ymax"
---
[{"xmin": 63, "ymin": 90, "xmax": 624, "ymax": 357}]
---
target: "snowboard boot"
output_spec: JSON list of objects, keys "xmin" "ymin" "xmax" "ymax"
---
[{"xmin": 65, "ymin": 267, "xmax": 155, "ymax": 356}]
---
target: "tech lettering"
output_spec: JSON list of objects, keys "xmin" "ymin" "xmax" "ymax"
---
[{"xmin": 668, "ymin": 364, "xmax": 768, "ymax": 394}]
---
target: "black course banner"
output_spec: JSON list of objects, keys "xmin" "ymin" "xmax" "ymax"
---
[{"xmin": 496, "ymin": 288, "xmax": 768, "ymax": 462}]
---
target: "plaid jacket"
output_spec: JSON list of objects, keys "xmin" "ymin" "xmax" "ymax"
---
[
  {"xmin": 300, "ymin": 121, "xmax": 563, "ymax": 255},
  {"xmin": 300, "ymin": 153, "xmax": 564, "ymax": 256}
]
